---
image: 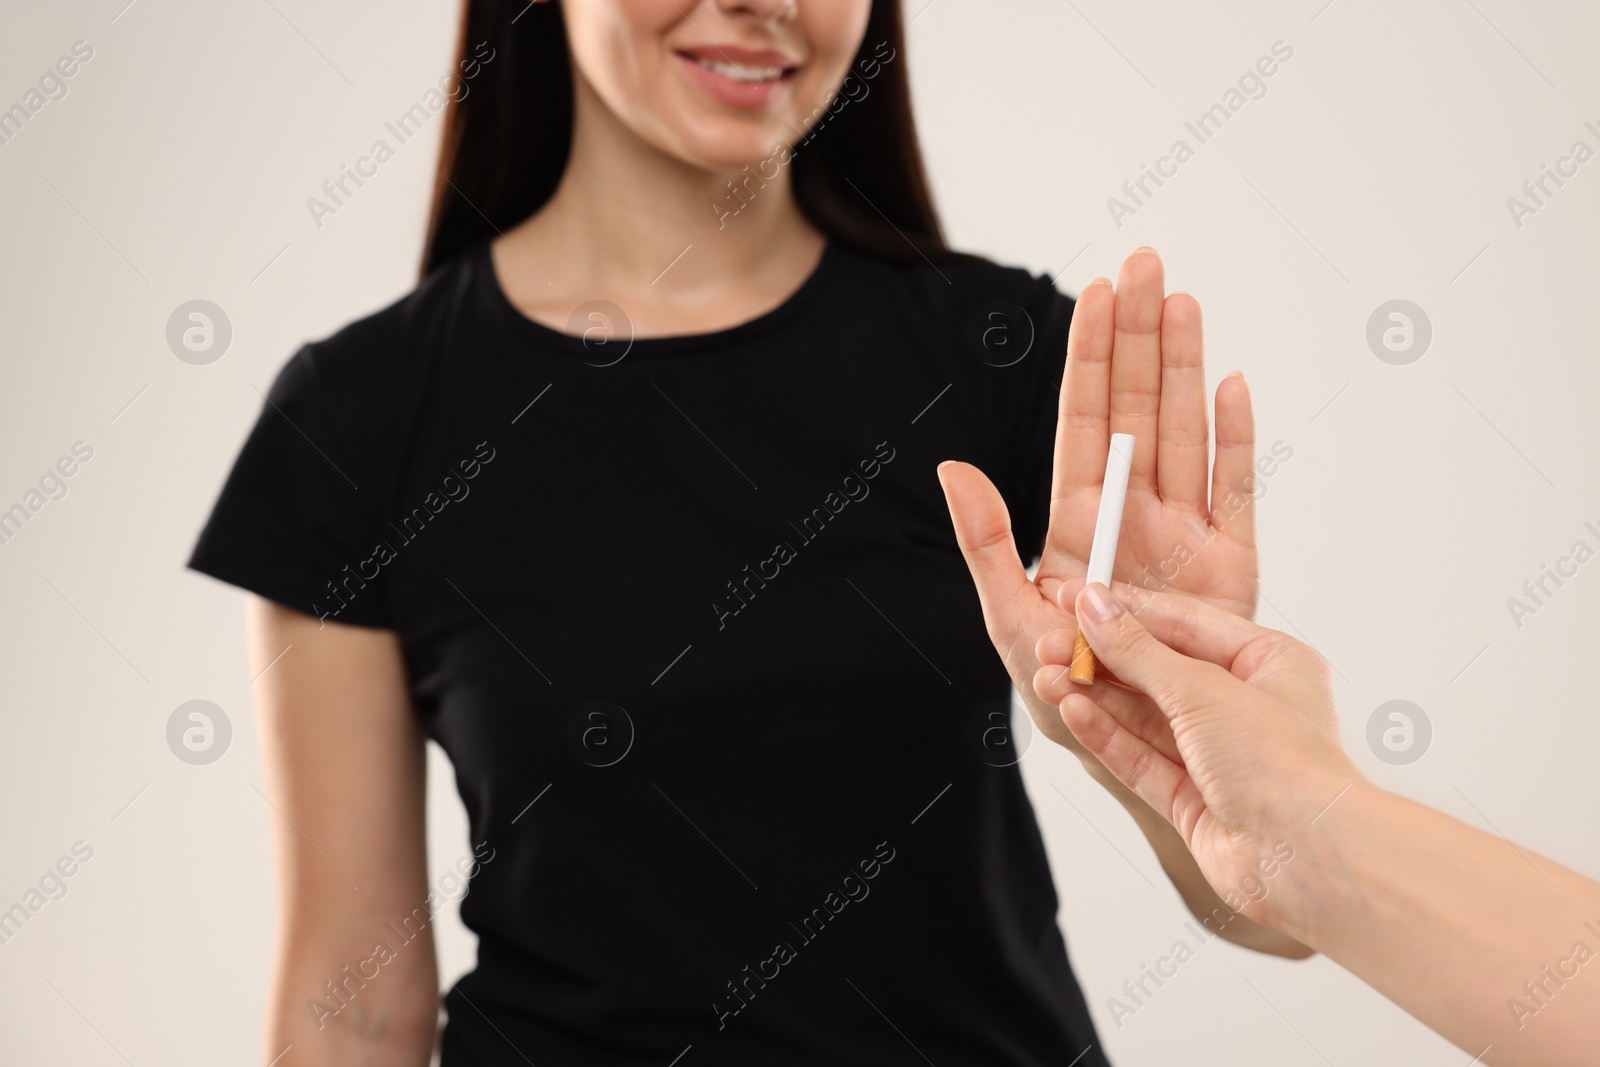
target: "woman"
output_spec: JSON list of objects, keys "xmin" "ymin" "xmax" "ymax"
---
[{"xmin": 189, "ymin": 1, "xmax": 1301, "ymax": 1063}]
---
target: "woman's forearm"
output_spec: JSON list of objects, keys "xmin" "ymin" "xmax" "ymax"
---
[{"xmin": 1271, "ymin": 773, "xmax": 1600, "ymax": 1066}]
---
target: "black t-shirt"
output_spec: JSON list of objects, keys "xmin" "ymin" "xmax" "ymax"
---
[{"xmin": 188, "ymin": 238, "xmax": 1111, "ymax": 1066}]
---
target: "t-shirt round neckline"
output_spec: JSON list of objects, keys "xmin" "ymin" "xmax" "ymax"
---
[{"xmin": 475, "ymin": 236, "xmax": 840, "ymax": 358}]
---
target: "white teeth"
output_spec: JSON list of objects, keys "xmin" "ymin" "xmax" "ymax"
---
[{"xmin": 695, "ymin": 57, "xmax": 786, "ymax": 82}]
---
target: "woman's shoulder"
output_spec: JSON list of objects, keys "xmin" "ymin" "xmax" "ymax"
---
[
  {"xmin": 254, "ymin": 247, "xmax": 488, "ymax": 488},
  {"xmin": 294, "ymin": 246, "xmax": 483, "ymax": 395},
  {"xmin": 833, "ymin": 242, "xmax": 1074, "ymax": 364},
  {"xmin": 839, "ymin": 241, "xmax": 1074, "ymax": 324},
  {"xmin": 943, "ymin": 246, "xmax": 1071, "ymax": 296}
]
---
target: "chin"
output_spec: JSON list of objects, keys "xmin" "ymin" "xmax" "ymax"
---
[{"xmin": 668, "ymin": 119, "xmax": 791, "ymax": 174}]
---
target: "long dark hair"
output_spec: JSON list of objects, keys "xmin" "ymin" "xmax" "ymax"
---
[{"xmin": 420, "ymin": 0, "xmax": 948, "ymax": 279}]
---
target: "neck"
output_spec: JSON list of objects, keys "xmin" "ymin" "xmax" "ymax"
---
[{"xmin": 510, "ymin": 73, "xmax": 816, "ymax": 293}]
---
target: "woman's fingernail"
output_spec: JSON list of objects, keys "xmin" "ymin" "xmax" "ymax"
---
[
  {"xmin": 1088, "ymin": 276, "xmax": 1112, "ymax": 287},
  {"xmin": 1133, "ymin": 246, "xmax": 1159, "ymax": 257},
  {"xmin": 1082, "ymin": 583, "xmax": 1121, "ymax": 623}
]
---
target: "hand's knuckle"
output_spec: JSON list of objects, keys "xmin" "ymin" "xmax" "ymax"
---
[
  {"xmin": 1115, "ymin": 616, "xmax": 1153, "ymax": 652},
  {"xmin": 1165, "ymin": 603, "xmax": 1199, "ymax": 653},
  {"xmin": 970, "ymin": 525, "xmax": 1015, "ymax": 553},
  {"xmin": 1124, "ymin": 747, "xmax": 1154, "ymax": 789}
]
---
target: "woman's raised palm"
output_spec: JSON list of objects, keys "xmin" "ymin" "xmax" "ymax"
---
[{"xmin": 938, "ymin": 247, "xmax": 1261, "ymax": 758}]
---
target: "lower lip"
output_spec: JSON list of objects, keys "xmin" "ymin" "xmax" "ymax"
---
[{"xmin": 674, "ymin": 53, "xmax": 794, "ymax": 110}]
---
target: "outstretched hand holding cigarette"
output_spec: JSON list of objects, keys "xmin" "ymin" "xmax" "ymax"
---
[
  {"xmin": 1036, "ymin": 580, "xmax": 1600, "ymax": 1067},
  {"xmin": 1035, "ymin": 580, "xmax": 1353, "ymax": 894}
]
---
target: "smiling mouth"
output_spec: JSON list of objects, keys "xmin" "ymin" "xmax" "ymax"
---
[
  {"xmin": 674, "ymin": 45, "xmax": 799, "ymax": 84},
  {"xmin": 672, "ymin": 46, "xmax": 800, "ymax": 109},
  {"xmin": 689, "ymin": 56, "xmax": 792, "ymax": 83}
]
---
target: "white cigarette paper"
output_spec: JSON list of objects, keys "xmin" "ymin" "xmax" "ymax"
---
[{"xmin": 1085, "ymin": 434, "xmax": 1135, "ymax": 588}]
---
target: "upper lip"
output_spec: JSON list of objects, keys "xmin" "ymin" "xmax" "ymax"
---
[{"xmin": 675, "ymin": 44, "xmax": 799, "ymax": 69}]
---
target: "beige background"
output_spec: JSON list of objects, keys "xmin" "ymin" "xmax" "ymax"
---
[{"xmin": 2, "ymin": 0, "xmax": 1597, "ymax": 1063}]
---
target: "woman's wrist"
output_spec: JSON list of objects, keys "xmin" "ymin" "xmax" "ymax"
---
[
  {"xmin": 1255, "ymin": 772, "xmax": 1391, "ymax": 949},
  {"xmin": 1244, "ymin": 757, "xmax": 1374, "ymax": 941}
]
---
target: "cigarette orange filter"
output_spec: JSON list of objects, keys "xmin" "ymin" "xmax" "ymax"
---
[{"xmin": 1070, "ymin": 433, "xmax": 1135, "ymax": 685}]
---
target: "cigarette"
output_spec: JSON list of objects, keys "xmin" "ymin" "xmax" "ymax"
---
[{"xmin": 1070, "ymin": 433, "xmax": 1135, "ymax": 685}]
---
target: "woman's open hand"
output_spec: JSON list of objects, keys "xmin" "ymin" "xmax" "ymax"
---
[{"xmin": 938, "ymin": 246, "xmax": 1260, "ymax": 760}]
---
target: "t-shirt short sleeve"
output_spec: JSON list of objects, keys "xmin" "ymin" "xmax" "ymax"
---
[
  {"xmin": 187, "ymin": 346, "xmax": 393, "ymax": 628},
  {"xmin": 994, "ymin": 275, "xmax": 1075, "ymax": 565}
]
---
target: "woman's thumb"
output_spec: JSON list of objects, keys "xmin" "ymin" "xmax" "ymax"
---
[{"xmin": 937, "ymin": 460, "xmax": 1031, "ymax": 616}]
